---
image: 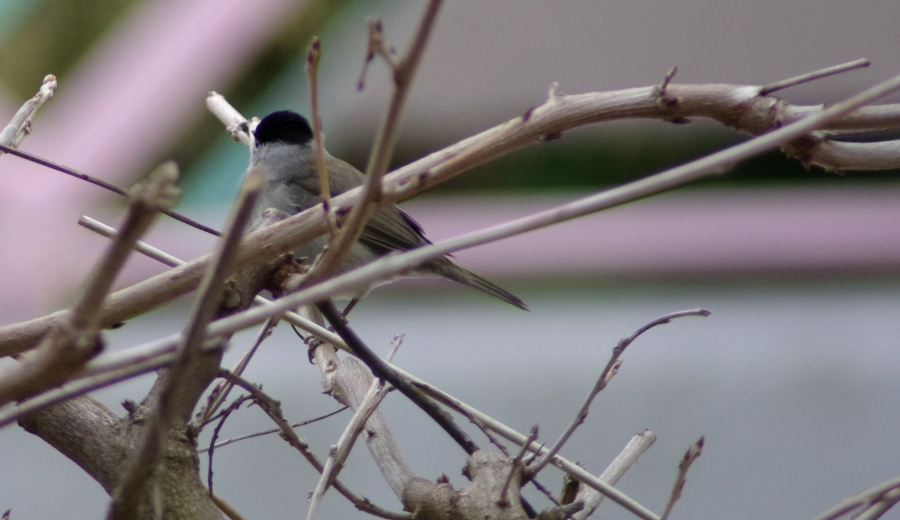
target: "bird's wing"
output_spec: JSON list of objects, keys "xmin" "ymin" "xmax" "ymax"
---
[
  {"xmin": 321, "ymin": 156, "xmax": 431, "ymax": 254},
  {"xmin": 359, "ymin": 206, "xmax": 431, "ymax": 255}
]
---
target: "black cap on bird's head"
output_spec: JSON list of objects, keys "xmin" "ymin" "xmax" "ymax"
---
[{"xmin": 254, "ymin": 110, "xmax": 314, "ymax": 146}]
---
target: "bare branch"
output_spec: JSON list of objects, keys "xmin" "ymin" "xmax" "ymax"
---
[
  {"xmin": 206, "ymin": 91, "xmax": 253, "ymax": 146},
  {"xmin": 305, "ymin": 37, "xmax": 334, "ymax": 226},
  {"xmin": 530, "ymin": 309, "xmax": 709, "ymax": 476},
  {"xmin": 220, "ymin": 371, "xmax": 411, "ymax": 520},
  {"xmin": 852, "ymin": 489, "xmax": 900, "ymax": 520},
  {"xmin": 0, "ymin": 164, "xmax": 179, "ymax": 407},
  {"xmin": 0, "ymin": 143, "xmax": 220, "ymax": 236},
  {"xmin": 77, "ymin": 215, "xmax": 347, "ymax": 349},
  {"xmin": 206, "ymin": 395, "xmax": 248, "ymax": 495},
  {"xmin": 107, "ymin": 166, "xmax": 263, "ymax": 520},
  {"xmin": 0, "ymin": 74, "xmax": 57, "ymax": 149},
  {"xmin": 760, "ymin": 58, "xmax": 870, "ymax": 95},
  {"xmin": 197, "ymin": 407, "xmax": 347, "ymax": 453},
  {"xmin": 659, "ymin": 436, "xmax": 704, "ymax": 520},
  {"xmin": 317, "ymin": 299, "xmax": 479, "ymax": 454},
  {"xmin": 307, "ymin": 375, "xmax": 390, "ymax": 520},
  {"xmin": 397, "ymin": 367, "xmax": 660, "ymax": 520},
  {"xmin": 210, "ymin": 494, "xmax": 249, "ymax": 520},
  {"xmin": 196, "ymin": 316, "xmax": 278, "ymax": 428},
  {"xmin": 784, "ymin": 137, "xmax": 900, "ymax": 171},
  {"xmin": 572, "ymin": 429, "xmax": 657, "ymax": 520},
  {"xmin": 809, "ymin": 475, "xmax": 900, "ymax": 520},
  {"xmin": 297, "ymin": 0, "xmax": 442, "ymax": 286},
  {"xmin": 80, "ymin": 216, "xmax": 183, "ymax": 267},
  {"xmin": 497, "ymin": 426, "xmax": 538, "ymax": 508},
  {"xmin": 7, "ymin": 70, "xmax": 900, "ymax": 359}
]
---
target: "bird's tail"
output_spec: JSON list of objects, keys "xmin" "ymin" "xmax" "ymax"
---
[{"xmin": 435, "ymin": 260, "xmax": 528, "ymax": 311}]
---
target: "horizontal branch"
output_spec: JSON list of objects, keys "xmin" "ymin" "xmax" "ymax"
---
[{"xmin": 784, "ymin": 138, "xmax": 900, "ymax": 171}]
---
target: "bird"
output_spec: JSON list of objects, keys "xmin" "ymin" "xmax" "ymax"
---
[{"xmin": 249, "ymin": 110, "xmax": 527, "ymax": 311}]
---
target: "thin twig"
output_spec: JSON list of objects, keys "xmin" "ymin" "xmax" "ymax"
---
[
  {"xmin": 306, "ymin": 36, "xmax": 338, "ymax": 238},
  {"xmin": 196, "ymin": 316, "xmax": 279, "ymax": 428},
  {"xmin": 656, "ymin": 67, "xmax": 678, "ymax": 97},
  {"xmin": 207, "ymin": 395, "xmax": 249, "ymax": 495},
  {"xmin": 760, "ymin": 58, "xmax": 870, "ymax": 95},
  {"xmin": 107, "ymin": 166, "xmax": 264, "ymax": 520},
  {"xmin": 659, "ymin": 436, "xmax": 704, "ymax": 520},
  {"xmin": 0, "ymin": 74, "xmax": 57, "ymax": 149},
  {"xmin": 317, "ymin": 299, "xmax": 479, "ymax": 454},
  {"xmin": 573, "ymin": 429, "xmax": 657, "ymax": 520},
  {"xmin": 0, "ymin": 164, "xmax": 179, "ymax": 407},
  {"xmin": 206, "ymin": 91, "xmax": 253, "ymax": 146},
  {"xmin": 385, "ymin": 334, "xmax": 404, "ymax": 362},
  {"xmin": 497, "ymin": 426, "xmax": 538, "ymax": 508},
  {"xmin": 530, "ymin": 309, "xmax": 709, "ymax": 477},
  {"xmin": 298, "ymin": 0, "xmax": 442, "ymax": 286},
  {"xmin": 307, "ymin": 376, "xmax": 391, "ymax": 520},
  {"xmin": 77, "ymin": 216, "xmax": 348, "ymax": 349},
  {"xmin": 197, "ymin": 406, "xmax": 348, "ymax": 453},
  {"xmin": 220, "ymin": 371, "xmax": 411, "ymax": 520},
  {"xmin": 0, "ymin": 143, "xmax": 220, "ymax": 236},
  {"xmin": 357, "ymin": 17, "xmax": 398, "ymax": 91}
]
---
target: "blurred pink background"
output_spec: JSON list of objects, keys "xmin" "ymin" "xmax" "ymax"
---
[{"xmin": 1, "ymin": 0, "xmax": 899, "ymax": 316}]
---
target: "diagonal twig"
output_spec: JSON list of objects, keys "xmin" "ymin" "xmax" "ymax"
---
[
  {"xmin": 852, "ymin": 488, "xmax": 900, "ymax": 520},
  {"xmin": 0, "ymin": 143, "xmax": 220, "ymax": 236},
  {"xmin": 760, "ymin": 58, "xmax": 870, "ymax": 95},
  {"xmin": 659, "ymin": 436, "xmax": 704, "ymax": 520},
  {"xmin": 196, "ymin": 316, "xmax": 279, "ymax": 428},
  {"xmin": 0, "ymin": 163, "xmax": 179, "ymax": 407},
  {"xmin": 0, "ymin": 74, "xmax": 57, "ymax": 149},
  {"xmin": 497, "ymin": 426, "xmax": 538, "ymax": 508},
  {"xmin": 220, "ymin": 371, "xmax": 411, "ymax": 520},
  {"xmin": 572, "ymin": 429, "xmax": 657, "ymax": 520},
  {"xmin": 529, "ymin": 309, "xmax": 710, "ymax": 477},
  {"xmin": 77, "ymin": 215, "xmax": 346, "ymax": 349},
  {"xmin": 316, "ymin": 299, "xmax": 479, "ymax": 455},
  {"xmin": 307, "ymin": 373, "xmax": 391, "ymax": 520},
  {"xmin": 197, "ymin": 406, "xmax": 348, "ymax": 453},
  {"xmin": 809, "ymin": 475, "xmax": 900, "ymax": 520},
  {"xmin": 305, "ymin": 37, "xmax": 334, "ymax": 220},
  {"xmin": 106, "ymin": 166, "xmax": 264, "ymax": 520},
  {"xmin": 296, "ymin": 0, "xmax": 443, "ymax": 287}
]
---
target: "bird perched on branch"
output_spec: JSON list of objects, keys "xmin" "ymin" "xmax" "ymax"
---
[{"xmin": 250, "ymin": 110, "xmax": 527, "ymax": 310}]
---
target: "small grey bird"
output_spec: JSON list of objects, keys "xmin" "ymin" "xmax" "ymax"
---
[{"xmin": 250, "ymin": 110, "xmax": 527, "ymax": 310}]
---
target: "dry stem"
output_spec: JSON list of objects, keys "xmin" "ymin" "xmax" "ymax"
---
[
  {"xmin": 530, "ymin": 309, "xmax": 709, "ymax": 476},
  {"xmin": 0, "ymin": 74, "xmax": 57, "ymax": 149}
]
